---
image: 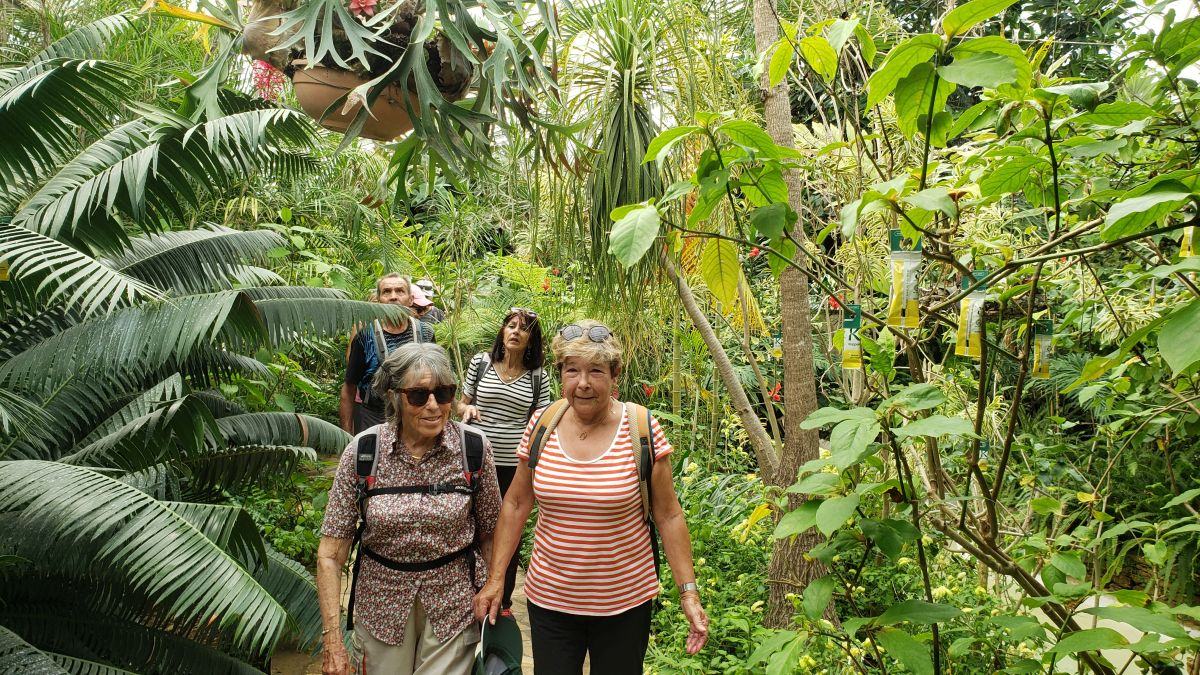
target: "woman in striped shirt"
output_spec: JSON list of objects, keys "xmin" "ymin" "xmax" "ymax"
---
[
  {"xmin": 458, "ymin": 307, "xmax": 551, "ymax": 608},
  {"xmin": 474, "ymin": 319, "xmax": 709, "ymax": 674}
]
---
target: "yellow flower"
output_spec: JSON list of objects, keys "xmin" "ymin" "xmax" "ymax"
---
[
  {"xmin": 932, "ymin": 585, "xmax": 952, "ymax": 599},
  {"xmin": 751, "ymin": 600, "xmax": 765, "ymax": 612}
]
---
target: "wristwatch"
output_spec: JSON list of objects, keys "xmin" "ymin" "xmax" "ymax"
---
[{"xmin": 679, "ymin": 581, "xmax": 700, "ymax": 595}]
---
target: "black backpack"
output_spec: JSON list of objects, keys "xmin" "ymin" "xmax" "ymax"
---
[{"xmin": 345, "ymin": 422, "xmax": 487, "ymax": 630}]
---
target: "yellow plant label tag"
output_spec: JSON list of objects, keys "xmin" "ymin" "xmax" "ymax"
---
[
  {"xmin": 1032, "ymin": 334, "xmax": 1052, "ymax": 379},
  {"xmin": 955, "ymin": 293, "xmax": 984, "ymax": 358},
  {"xmin": 842, "ymin": 303, "xmax": 863, "ymax": 370},
  {"xmin": 887, "ymin": 252, "xmax": 921, "ymax": 329},
  {"xmin": 1183, "ymin": 226, "xmax": 1196, "ymax": 258}
]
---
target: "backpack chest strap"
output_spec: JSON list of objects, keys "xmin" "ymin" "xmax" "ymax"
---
[{"xmin": 365, "ymin": 483, "xmax": 475, "ymax": 497}]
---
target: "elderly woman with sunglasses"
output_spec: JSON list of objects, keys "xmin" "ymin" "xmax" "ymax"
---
[
  {"xmin": 318, "ymin": 343, "xmax": 501, "ymax": 675},
  {"xmin": 457, "ymin": 307, "xmax": 550, "ymax": 609},
  {"xmin": 474, "ymin": 319, "xmax": 709, "ymax": 675}
]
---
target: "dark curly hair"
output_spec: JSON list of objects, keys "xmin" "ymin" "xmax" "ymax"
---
[{"xmin": 488, "ymin": 309, "xmax": 545, "ymax": 370}]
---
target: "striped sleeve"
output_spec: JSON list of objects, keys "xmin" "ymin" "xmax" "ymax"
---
[
  {"xmin": 515, "ymin": 415, "xmax": 536, "ymax": 461},
  {"xmin": 463, "ymin": 353, "xmax": 483, "ymax": 399}
]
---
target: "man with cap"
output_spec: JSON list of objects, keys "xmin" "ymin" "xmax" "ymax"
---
[{"xmin": 411, "ymin": 279, "xmax": 446, "ymax": 324}]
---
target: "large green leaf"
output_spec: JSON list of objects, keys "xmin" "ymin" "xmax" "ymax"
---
[
  {"xmin": 1159, "ymin": 299, "xmax": 1200, "ymax": 374},
  {"xmin": 942, "ymin": 0, "xmax": 1019, "ymax": 38},
  {"xmin": 876, "ymin": 599, "xmax": 962, "ymax": 626},
  {"xmin": 866, "ymin": 34, "xmax": 942, "ymax": 109},
  {"xmin": 104, "ymin": 226, "xmax": 286, "ymax": 295},
  {"xmin": 643, "ymin": 126, "xmax": 700, "ymax": 164},
  {"xmin": 1048, "ymin": 627, "xmax": 1129, "ymax": 654},
  {"xmin": 937, "ymin": 51, "xmax": 1018, "ymax": 88},
  {"xmin": 256, "ymin": 545, "xmax": 323, "ymax": 650},
  {"xmin": 1101, "ymin": 181, "xmax": 1193, "ymax": 241},
  {"xmin": 799, "ymin": 36, "xmax": 838, "ymax": 83},
  {"xmin": 699, "ymin": 239, "xmax": 741, "ymax": 306},
  {"xmin": 1080, "ymin": 606, "xmax": 1189, "ymax": 639},
  {"xmin": 950, "ymin": 36, "xmax": 1031, "ymax": 90},
  {"xmin": 816, "ymin": 494, "xmax": 860, "ymax": 535},
  {"xmin": 252, "ymin": 296, "xmax": 406, "ymax": 346},
  {"xmin": 803, "ymin": 576, "xmax": 836, "ymax": 620},
  {"xmin": 0, "ymin": 461, "xmax": 288, "ymax": 655},
  {"xmin": 876, "ymin": 628, "xmax": 933, "ymax": 675},
  {"xmin": 608, "ymin": 204, "xmax": 661, "ymax": 268},
  {"xmin": 881, "ymin": 384, "xmax": 946, "ymax": 413},
  {"xmin": 894, "ymin": 63, "xmax": 952, "ymax": 138},
  {"xmin": 980, "ymin": 154, "xmax": 1045, "ymax": 197},
  {"xmin": 774, "ymin": 500, "xmax": 820, "ymax": 539},
  {"xmin": 830, "ymin": 417, "xmax": 881, "ymax": 468}
]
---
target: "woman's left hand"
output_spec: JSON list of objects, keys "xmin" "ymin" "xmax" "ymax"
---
[{"xmin": 680, "ymin": 591, "xmax": 708, "ymax": 654}]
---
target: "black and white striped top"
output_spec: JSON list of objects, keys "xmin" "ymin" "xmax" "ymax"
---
[{"xmin": 463, "ymin": 352, "xmax": 552, "ymax": 467}]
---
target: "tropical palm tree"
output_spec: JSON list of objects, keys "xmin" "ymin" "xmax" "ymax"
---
[{"xmin": 0, "ymin": 14, "xmax": 401, "ymax": 673}]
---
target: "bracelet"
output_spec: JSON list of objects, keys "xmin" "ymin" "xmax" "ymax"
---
[{"xmin": 678, "ymin": 581, "xmax": 699, "ymax": 595}]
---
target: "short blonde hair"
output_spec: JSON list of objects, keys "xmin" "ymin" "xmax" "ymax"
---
[{"xmin": 551, "ymin": 319, "xmax": 623, "ymax": 374}]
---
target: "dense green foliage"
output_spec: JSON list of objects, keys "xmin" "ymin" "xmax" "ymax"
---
[{"xmin": 3, "ymin": 0, "xmax": 1200, "ymax": 673}]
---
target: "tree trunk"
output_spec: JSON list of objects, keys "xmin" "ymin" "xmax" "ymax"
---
[
  {"xmin": 660, "ymin": 251, "xmax": 779, "ymax": 474},
  {"xmin": 750, "ymin": 0, "xmax": 828, "ymax": 628}
]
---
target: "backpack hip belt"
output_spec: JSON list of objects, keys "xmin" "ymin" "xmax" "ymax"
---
[{"xmin": 359, "ymin": 541, "xmax": 475, "ymax": 573}]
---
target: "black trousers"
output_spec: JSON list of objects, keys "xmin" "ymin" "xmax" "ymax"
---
[
  {"xmin": 495, "ymin": 465, "xmax": 520, "ymax": 609},
  {"xmin": 527, "ymin": 600, "xmax": 652, "ymax": 675}
]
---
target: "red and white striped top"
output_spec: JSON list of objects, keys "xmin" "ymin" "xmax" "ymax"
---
[{"xmin": 516, "ymin": 409, "xmax": 673, "ymax": 616}]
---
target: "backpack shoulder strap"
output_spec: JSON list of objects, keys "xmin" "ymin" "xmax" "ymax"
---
[
  {"xmin": 527, "ymin": 368, "xmax": 543, "ymax": 421},
  {"xmin": 457, "ymin": 422, "xmax": 487, "ymax": 479},
  {"xmin": 371, "ymin": 320, "xmax": 387, "ymax": 364},
  {"xmin": 527, "ymin": 398, "xmax": 570, "ymax": 471},
  {"xmin": 355, "ymin": 430, "xmax": 380, "ymax": 493},
  {"xmin": 625, "ymin": 403, "xmax": 654, "ymax": 525}
]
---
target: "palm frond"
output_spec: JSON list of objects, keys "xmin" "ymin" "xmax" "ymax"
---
[
  {"xmin": 215, "ymin": 413, "xmax": 349, "ymax": 455},
  {"xmin": 164, "ymin": 501, "xmax": 266, "ymax": 571},
  {"xmin": 256, "ymin": 545, "xmax": 322, "ymax": 651},
  {"xmin": 75, "ymin": 375, "xmax": 186, "ymax": 448},
  {"xmin": 0, "ymin": 59, "xmax": 136, "ymax": 196},
  {"xmin": 0, "ymin": 625, "xmax": 69, "ymax": 675},
  {"xmin": 0, "ymin": 223, "xmax": 161, "ymax": 318},
  {"xmin": 119, "ymin": 463, "xmax": 181, "ymax": 500},
  {"xmin": 0, "ymin": 603, "xmax": 266, "ymax": 675},
  {"xmin": 192, "ymin": 390, "xmax": 248, "ymax": 418},
  {"xmin": 25, "ymin": 14, "xmax": 138, "ymax": 68},
  {"xmin": 60, "ymin": 395, "xmax": 219, "ymax": 471},
  {"xmin": 10, "ymin": 108, "xmax": 317, "ymax": 252},
  {"xmin": 0, "ymin": 292, "xmax": 267, "ymax": 393},
  {"xmin": 48, "ymin": 653, "xmax": 138, "ymax": 675},
  {"xmin": 0, "ymin": 387, "xmax": 50, "ymax": 439},
  {"xmin": 0, "ymin": 303, "xmax": 76, "ymax": 362},
  {"xmin": 0, "ymin": 461, "xmax": 287, "ymax": 656},
  {"xmin": 103, "ymin": 226, "xmax": 286, "ymax": 295},
  {"xmin": 254, "ymin": 297, "xmax": 407, "ymax": 345},
  {"xmin": 237, "ymin": 286, "xmax": 350, "ymax": 301},
  {"xmin": 182, "ymin": 445, "xmax": 317, "ymax": 496}
]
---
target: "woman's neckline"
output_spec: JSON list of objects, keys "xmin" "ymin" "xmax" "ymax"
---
[
  {"xmin": 557, "ymin": 410, "xmax": 624, "ymax": 464},
  {"xmin": 490, "ymin": 358, "xmax": 528, "ymax": 385}
]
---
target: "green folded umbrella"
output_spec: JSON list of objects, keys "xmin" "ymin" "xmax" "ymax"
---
[{"xmin": 475, "ymin": 612, "xmax": 524, "ymax": 675}]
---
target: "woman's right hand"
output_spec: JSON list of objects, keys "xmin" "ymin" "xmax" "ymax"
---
[
  {"xmin": 322, "ymin": 638, "xmax": 352, "ymax": 675},
  {"xmin": 473, "ymin": 578, "xmax": 504, "ymax": 624},
  {"xmin": 461, "ymin": 404, "xmax": 482, "ymax": 423}
]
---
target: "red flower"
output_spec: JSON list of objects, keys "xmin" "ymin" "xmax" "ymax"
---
[
  {"xmin": 251, "ymin": 60, "xmax": 286, "ymax": 102},
  {"xmin": 769, "ymin": 382, "xmax": 782, "ymax": 402},
  {"xmin": 749, "ymin": 247, "xmax": 761, "ymax": 258},
  {"xmin": 642, "ymin": 383, "xmax": 655, "ymax": 397},
  {"xmin": 541, "ymin": 278, "xmax": 551, "ymax": 291},
  {"xmin": 829, "ymin": 296, "xmax": 842, "ymax": 309},
  {"xmin": 552, "ymin": 268, "xmax": 560, "ymax": 276}
]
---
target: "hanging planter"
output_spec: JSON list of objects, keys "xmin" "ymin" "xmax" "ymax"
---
[
  {"xmin": 290, "ymin": 59, "xmax": 420, "ymax": 141},
  {"xmin": 240, "ymin": 0, "xmax": 473, "ymax": 139}
]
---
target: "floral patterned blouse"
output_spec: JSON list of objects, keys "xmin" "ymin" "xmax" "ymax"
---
[{"xmin": 321, "ymin": 420, "xmax": 501, "ymax": 646}]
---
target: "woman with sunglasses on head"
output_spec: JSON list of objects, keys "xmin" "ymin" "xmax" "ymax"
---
[
  {"xmin": 473, "ymin": 319, "xmax": 709, "ymax": 674},
  {"xmin": 317, "ymin": 342, "xmax": 501, "ymax": 675},
  {"xmin": 457, "ymin": 307, "xmax": 550, "ymax": 609}
]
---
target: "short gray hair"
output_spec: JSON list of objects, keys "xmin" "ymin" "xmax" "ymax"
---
[{"xmin": 371, "ymin": 343, "xmax": 457, "ymax": 423}]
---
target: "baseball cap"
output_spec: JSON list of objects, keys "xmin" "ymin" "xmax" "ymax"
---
[
  {"xmin": 411, "ymin": 285, "xmax": 433, "ymax": 307},
  {"xmin": 415, "ymin": 278, "xmax": 436, "ymax": 297}
]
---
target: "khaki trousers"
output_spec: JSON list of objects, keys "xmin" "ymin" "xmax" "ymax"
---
[{"xmin": 352, "ymin": 600, "xmax": 479, "ymax": 675}]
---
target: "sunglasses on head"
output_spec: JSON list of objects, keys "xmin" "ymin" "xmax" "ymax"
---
[
  {"xmin": 395, "ymin": 384, "xmax": 457, "ymax": 406},
  {"xmin": 509, "ymin": 307, "xmax": 538, "ymax": 319},
  {"xmin": 558, "ymin": 324, "xmax": 612, "ymax": 343}
]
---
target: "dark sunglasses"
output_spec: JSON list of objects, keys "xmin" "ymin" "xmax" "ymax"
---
[
  {"xmin": 559, "ymin": 324, "xmax": 612, "ymax": 343},
  {"xmin": 395, "ymin": 384, "xmax": 457, "ymax": 406}
]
